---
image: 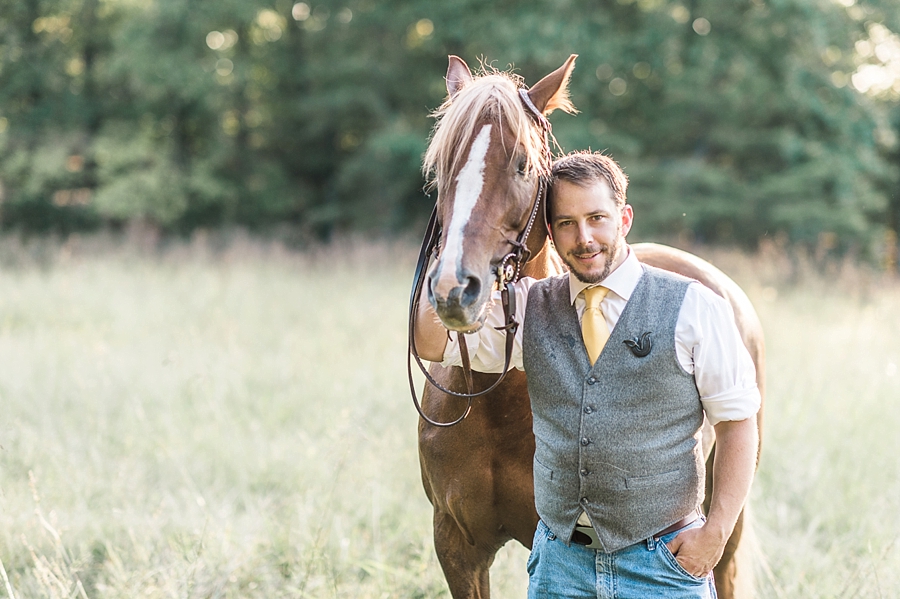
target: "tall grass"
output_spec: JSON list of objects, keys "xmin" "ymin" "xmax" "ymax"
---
[{"xmin": 0, "ymin": 235, "xmax": 898, "ymax": 598}]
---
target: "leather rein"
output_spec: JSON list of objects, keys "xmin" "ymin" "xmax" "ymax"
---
[{"xmin": 407, "ymin": 89, "xmax": 552, "ymax": 427}]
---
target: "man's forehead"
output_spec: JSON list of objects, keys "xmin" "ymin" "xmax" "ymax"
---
[{"xmin": 550, "ymin": 178, "xmax": 616, "ymax": 217}]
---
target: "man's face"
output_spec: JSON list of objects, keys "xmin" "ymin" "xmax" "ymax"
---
[{"xmin": 549, "ymin": 179, "xmax": 633, "ymax": 284}]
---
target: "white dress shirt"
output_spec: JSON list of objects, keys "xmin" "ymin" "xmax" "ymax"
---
[{"xmin": 441, "ymin": 247, "xmax": 761, "ymax": 425}]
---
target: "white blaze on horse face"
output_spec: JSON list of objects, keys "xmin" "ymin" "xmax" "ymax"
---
[{"xmin": 433, "ymin": 124, "xmax": 492, "ymax": 298}]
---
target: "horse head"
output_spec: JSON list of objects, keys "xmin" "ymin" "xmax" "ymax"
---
[{"xmin": 423, "ymin": 55, "xmax": 577, "ymax": 332}]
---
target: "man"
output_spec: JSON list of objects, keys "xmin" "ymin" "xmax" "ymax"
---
[{"xmin": 415, "ymin": 151, "xmax": 759, "ymax": 598}]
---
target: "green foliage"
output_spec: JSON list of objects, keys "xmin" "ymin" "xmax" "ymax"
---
[{"xmin": 0, "ymin": 0, "xmax": 899, "ymax": 252}]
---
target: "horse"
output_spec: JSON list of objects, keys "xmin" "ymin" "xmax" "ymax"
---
[{"xmin": 414, "ymin": 55, "xmax": 765, "ymax": 599}]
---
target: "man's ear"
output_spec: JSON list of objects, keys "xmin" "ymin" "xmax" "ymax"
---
[
  {"xmin": 620, "ymin": 204, "xmax": 634, "ymax": 237},
  {"xmin": 527, "ymin": 55, "xmax": 578, "ymax": 115},
  {"xmin": 446, "ymin": 55, "xmax": 474, "ymax": 98}
]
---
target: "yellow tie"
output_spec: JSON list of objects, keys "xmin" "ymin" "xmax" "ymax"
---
[{"xmin": 582, "ymin": 286, "xmax": 610, "ymax": 365}]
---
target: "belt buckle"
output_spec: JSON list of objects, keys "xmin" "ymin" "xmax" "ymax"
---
[{"xmin": 573, "ymin": 525, "xmax": 603, "ymax": 550}]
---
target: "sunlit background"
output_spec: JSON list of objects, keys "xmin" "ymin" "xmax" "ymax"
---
[{"xmin": 2, "ymin": 2, "xmax": 900, "ymax": 598}]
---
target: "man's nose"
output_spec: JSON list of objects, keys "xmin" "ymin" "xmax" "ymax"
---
[{"xmin": 576, "ymin": 221, "xmax": 592, "ymax": 244}]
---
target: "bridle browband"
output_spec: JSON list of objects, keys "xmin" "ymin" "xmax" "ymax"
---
[{"xmin": 407, "ymin": 87, "xmax": 553, "ymax": 427}]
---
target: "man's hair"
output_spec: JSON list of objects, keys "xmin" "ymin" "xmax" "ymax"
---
[{"xmin": 549, "ymin": 151, "xmax": 628, "ymax": 210}]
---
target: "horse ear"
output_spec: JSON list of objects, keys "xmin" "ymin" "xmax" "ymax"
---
[
  {"xmin": 446, "ymin": 55, "xmax": 474, "ymax": 98},
  {"xmin": 447, "ymin": 54, "xmax": 472, "ymax": 98},
  {"xmin": 527, "ymin": 54, "xmax": 578, "ymax": 115}
]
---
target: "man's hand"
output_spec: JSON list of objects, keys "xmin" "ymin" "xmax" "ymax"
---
[
  {"xmin": 413, "ymin": 281, "xmax": 451, "ymax": 362},
  {"xmin": 665, "ymin": 522, "xmax": 728, "ymax": 578},
  {"xmin": 667, "ymin": 416, "xmax": 758, "ymax": 578}
]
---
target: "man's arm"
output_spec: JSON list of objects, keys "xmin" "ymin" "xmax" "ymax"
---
[
  {"xmin": 413, "ymin": 284, "xmax": 450, "ymax": 363},
  {"xmin": 666, "ymin": 415, "xmax": 759, "ymax": 577}
]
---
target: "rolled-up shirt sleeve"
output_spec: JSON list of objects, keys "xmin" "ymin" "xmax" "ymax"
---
[
  {"xmin": 679, "ymin": 283, "xmax": 762, "ymax": 425},
  {"xmin": 440, "ymin": 277, "xmax": 535, "ymax": 373}
]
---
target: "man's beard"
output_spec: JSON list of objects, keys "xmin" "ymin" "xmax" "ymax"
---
[{"xmin": 562, "ymin": 234, "xmax": 622, "ymax": 285}]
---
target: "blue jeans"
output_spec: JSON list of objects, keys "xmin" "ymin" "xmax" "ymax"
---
[{"xmin": 526, "ymin": 519, "xmax": 717, "ymax": 599}]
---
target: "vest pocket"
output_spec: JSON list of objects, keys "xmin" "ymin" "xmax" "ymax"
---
[
  {"xmin": 625, "ymin": 468, "xmax": 681, "ymax": 489},
  {"xmin": 533, "ymin": 456, "xmax": 553, "ymax": 481}
]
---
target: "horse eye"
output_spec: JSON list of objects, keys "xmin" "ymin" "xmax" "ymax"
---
[{"xmin": 516, "ymin": 159, "xmax": 527, "ymax": 175}]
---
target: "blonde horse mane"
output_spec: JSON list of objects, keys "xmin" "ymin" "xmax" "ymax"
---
[{"xmin": 423, "ymin": 69, "xmax": 551, "ymax": 192}]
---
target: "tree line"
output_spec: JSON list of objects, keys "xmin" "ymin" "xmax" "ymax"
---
[{"xmin": 1, "ymin": 0, "xmax": 899, "ymax": 261}]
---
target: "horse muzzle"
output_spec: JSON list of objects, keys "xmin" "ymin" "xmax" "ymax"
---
[{"xmin": 427, "ymin": 267, "xmax": 489, "ymax": 331}]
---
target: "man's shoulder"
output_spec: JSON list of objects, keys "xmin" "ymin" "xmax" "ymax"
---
[
  {"xmin": 636, "ymin": 266, "xmax": 698, "ymax": 310},
  {"xmin": 529, "ymin": 273, "xmax": 569, "ymax": 296},
  {"xmin": 640, "ymin": 263, "xmax": 696, "ymax": 287},
  {"xmin": 683, "ymin": 280, "xmax": 734, "ymax": 316},
  {"xmin": 636, "ymin": 264, "xmax": 730, "ymax": 313}
]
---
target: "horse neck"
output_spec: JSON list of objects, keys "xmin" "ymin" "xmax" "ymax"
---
[{"xmin": 520, "ymin": 228, "xmax": 564, "ymax": 280}]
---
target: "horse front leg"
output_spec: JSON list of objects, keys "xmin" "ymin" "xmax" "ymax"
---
[{"xmin": 432, "ymin": 510, "xmax": 498, "ymax": 599}]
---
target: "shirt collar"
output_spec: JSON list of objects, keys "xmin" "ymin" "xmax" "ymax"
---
[{"xmin": 568, "ymin": 246, "xmax": 643, "ymax": 305}]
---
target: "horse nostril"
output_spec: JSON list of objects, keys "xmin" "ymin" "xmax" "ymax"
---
[
  {"xmin": 425, "ymin": 274, "xmax": 438, "ymax": 306},
  {"xmin": 460, "ymin": 275, "xmax": 482, "ymax": 308}
]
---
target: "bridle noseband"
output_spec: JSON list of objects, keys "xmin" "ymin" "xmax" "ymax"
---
[{"xmin": 407, "ymin": 88, "xmax": 553, "ymax": 427}]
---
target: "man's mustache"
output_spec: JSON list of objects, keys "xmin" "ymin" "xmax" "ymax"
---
[{"xmin": 570, "ymin": 243, "xmax": 609, "ymax": 256}]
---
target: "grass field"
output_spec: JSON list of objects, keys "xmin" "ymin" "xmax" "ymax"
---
[{"xmin": 0, "ymin": 235, "xmax": 898, "ymax": 598}]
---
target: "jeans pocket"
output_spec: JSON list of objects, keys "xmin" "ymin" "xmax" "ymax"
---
[
  {"xmin": 526, "ymin": 520, "xmax": 550, "ymax": 575},
  {"xmin": 657, "ymin": 540, "xmax": 708, "ymax": 583}
]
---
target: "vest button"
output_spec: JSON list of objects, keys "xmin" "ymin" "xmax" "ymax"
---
[
  {"xmin": 581, "ymin": 437, "xmax": 590, "ymax": 446},
  {"xmin": 587, "ymin": 377, "xmax": 597, "ymax": 385},
  {"xmin": 580, "ymin": 497, "xmax": 588, "ymax": 505},
  {"xmin": 583, "ymin": 406, "xmax": 593, "ymax": 414},
  {"xmin": 580, "ymin": 468, "xmax": 589, "ymax": 476}
]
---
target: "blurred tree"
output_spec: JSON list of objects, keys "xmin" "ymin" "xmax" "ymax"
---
[
  {"xmin": 522, "ymin": 0, "xmax": 890, "ymax": 251},
  {"xmin": 0, "ymin": 0, "xmax": 109, "ymax": 231},
  {"xmin": 90, "ymin": 0, "xmax": 233, "ymax": 228},
  {"xmin": 0, "ymin": 0, "xmax": 898, "ymax": 256}
]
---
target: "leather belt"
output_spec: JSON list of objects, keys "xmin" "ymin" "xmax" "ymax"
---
[{"xmin": 571, "ymin": 512, "xmax": 700, "ymax": 550}]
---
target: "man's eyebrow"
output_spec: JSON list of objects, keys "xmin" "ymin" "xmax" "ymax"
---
[{"xmin": 552, "ymin": 209, "xmax": 610, "ymax": 222}]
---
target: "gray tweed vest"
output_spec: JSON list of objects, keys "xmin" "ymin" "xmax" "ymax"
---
[{"xmin": 522, "ymin": 265, "xmax": 705, "ymax": 553}]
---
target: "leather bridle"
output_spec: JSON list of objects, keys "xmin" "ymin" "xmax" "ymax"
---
[{"xmin": 408, "ymin": 88, "xmax": 553, "ymax": 427}]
